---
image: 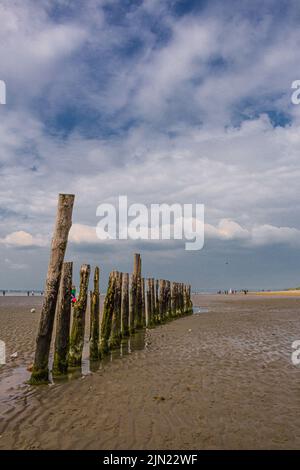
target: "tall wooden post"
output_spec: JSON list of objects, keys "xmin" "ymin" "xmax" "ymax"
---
[
  {"xmin": 52, "ymin": 262, "xmax": 73, "ymax": 376},
  {"xmin": 155, "ymin": 279, "xmax": 159, "ymax": 321},
  {"xmin": 171, "ymin": 282, "xmax": 176, "ymax": 318},
  {"xmin": 151, "ymin": 278, "xmax": 156, "ymax": 324},
  {"xmin": 109, "ymin": 271, "xmax": 122, "ymax": 349},
  {"xmin": 68, "ymin": 264, "xmax": 90, "ymax": 367},
  {"xmin": 166, "ymin": 280, "xmax": 171, "ymax": 320},
  {"xmin": 121, "ymin": 273, "xmax": 129, "ymax": 337},
  {"xmin": 133, "ymin": 253, "xmax": 143, "ymax": 329},
  {"xmin": 90, "ymin": 267, "xmax": 100, "ymax": 361},
  {"xmin": 133, "ymin": 253, "xmax": 141, "ymax": 277},
  {"xmin": 175, "ymin": 283, "xmax": 179, "ymax": 317},
  {"xmin": 146, "ymin": 278, "xmax": 151, "ymax": 327},
  {"xmin": 180, "ymin": 283, "xmax": 184, "ymax": 316},
  {"xmin": 99, "ymin": 272, "xmax": 115, "ymax": 356},
  {"xmin": 188, "ymin": 284, "xmax": 193, "ymax": 314},
  {"xmin": 141, "ymin": 277, "xmax": 146, "ymax": 326},
  {"xmin": 30, "ymin": 194, "xmax": 74, "ymax": 384},
  {"xmin": 129, "ymin": 273, "xmax": 137, "ymax": 334},
  {"xmin": 159, "ymin": 279, "xmax": 165, "ymax": 323},
  {"xmin": 135, "ymin": 275, "xmax": 143, "ymax": 329}
]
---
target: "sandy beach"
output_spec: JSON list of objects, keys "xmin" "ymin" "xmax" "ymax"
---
[{"xmin": 1, "ymin": 293, "xmax": 300, "ymax": 449}]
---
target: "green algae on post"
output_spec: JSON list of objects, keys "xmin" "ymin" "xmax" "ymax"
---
[
  {"xmin": 89, "ymin": 266, "xmax": 100, "ymax": 361},
  {"xmin": 121, "ymin": 273, "xmax": 130, "ymax": 337},
  {"xmin": 99, "ymin": 272, "xmax": 115, "ymax": 357},
  {"xmin": 109, "ymin": 271, "xmax": 122, "ymax": 350},
  {"xmin": 52, "ymin": 261, "xmax": 73, "ymax": 376},
  {"xmin": 68, "ymin": 264, "xmax": 90, "ymax": 368}
]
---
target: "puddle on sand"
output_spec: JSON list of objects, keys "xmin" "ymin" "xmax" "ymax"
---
[
  {"xmin": 0, "ymin": 329, "xmax": 147, "ymax": 401},
  {"xmin": 52, "ymin": 329, "xmax": 146, "ymax": 383},
  {"xmin": 193, "ymin": 307, "xmax": 209, "ymax": 314},
  {"xmin": 0, "ymin": 365, "xmax": 30, "ymax": 399}
]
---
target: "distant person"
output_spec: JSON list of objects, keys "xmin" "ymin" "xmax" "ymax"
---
[
  {"xmin": 31, "ymin": 291, "xmax": 34, "ymax": 296},
  {"xmin": 71, "ymin": 285, "xmax": 77, "ymax": 305},
  {"xmin": 2, "ymin": 290, "xmax": 5, "ymax": 296},
  {"xmin": 27, "ymin": 291, "xmax": 30, "ymax": 297}
]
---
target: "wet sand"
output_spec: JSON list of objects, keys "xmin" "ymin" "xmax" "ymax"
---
[{"xmin": 1, "ymin": 294, "xmax": 300, "ymax": 449}]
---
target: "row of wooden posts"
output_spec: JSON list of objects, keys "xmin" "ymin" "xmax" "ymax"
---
[
  {"xmin": 51, "ymin": 254, "xmax": 193, "ymax": 377},
  {"xmin": 29, "ymin": 195, "xmax": 193, "ymax": 384}
]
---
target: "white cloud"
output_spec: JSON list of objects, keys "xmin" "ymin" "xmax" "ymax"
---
[
  {"xmin": 205, "ymin": 219, "xmax": 300, "ymax": 248},
  {"xmin": 0, "ymin": 231, "xmax": 47, "ymax": 248},
  {"xmin": 69, "ymin": 223, "xmax": 98, "ymax": 244},
  {"xmin": 68, "ymin": 218, "xmax": 300, "ymax": 250}
]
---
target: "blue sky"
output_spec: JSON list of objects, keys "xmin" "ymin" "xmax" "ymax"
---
[{"xmin": 1, "ymin": 0, "xmax": 300, "ymax": 291}]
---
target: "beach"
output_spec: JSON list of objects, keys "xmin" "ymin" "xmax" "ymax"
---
[{"xmin": 1, "ymin": 294, "xmax": 300, "ymax": 449}]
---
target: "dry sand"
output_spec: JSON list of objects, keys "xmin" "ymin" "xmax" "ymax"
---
[
  {"xmin": 251, "ymin": 290, "xmax": 300, "ymax": 296},
  {"xmin": 1, "ymin": 294, "xmax": 300, "ymax": 449}
]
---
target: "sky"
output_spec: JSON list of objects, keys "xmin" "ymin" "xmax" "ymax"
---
[{"xmin": 1, "ymin": 0, "xmax": 300, "ymax": 291}]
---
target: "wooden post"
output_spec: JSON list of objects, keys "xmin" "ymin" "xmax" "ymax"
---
[
  {"xmin": 188, "ymin": 284, "xmax": 193, "ymax": 314},
  {"xmin": 135, "ymin": 275, "xmax": 143, "ymax": 329},
  {"xmin": 133, "ymin": 253, "xmax": 141, "ymax": 277},
  {"xmin": 180, "ymin": 283, "xmax": 184, "ymax": 316},
  {"xmin": 155, "ymin": 279, "xmax": 159, "ymax": 321},
  {"xmin": 150, "ymin": 278, "xmax": 156, "ymax": 324},
  {"xmin": 30, "ymin": 194, "xmax": 74, "ymax": 384},
  {"xmin": 158, "ymin": 279, "xmax": 165, "ymax": 323},
  {"xmin": 175, "ymin": 283, "xmax": 179, "ymax": 317},
  {"xmin": 90, "ymin": 267, "xmax": 100, "ymax": 361},
  {"xmin": 121, "ymin": 273, "xmax": 129, "ymax": 337},
  {"xmin": 68, "ymin": 264, "xmax": 90, "ymax": 367},
  {"xmin": 171, "ymin": 282, "xmax": 176, "ymax": 318},
  {"xmin": 166, "ymin": 280, "xmax": 171, "ymax": 320},
  {"xmin": 129, "ymin": 273, "xmax": 136, "ymax": 334},
  {"xmin": 109, "ymin": 271, "xmax": 122, "ymax": 349},
  {"xmin": 141, "ymin": 277, "xmax": 146, "ymax": 326},
  {"xmin": 52, "ymin": 262, "xmax": 73, "ymax": 376},
  {"xmin": 99, "ymin": 272, "xmax": 116, "ymax": 357},
  {"xmin": 133, "ymin": 253, "xmax": 143, "ymax": 329},
  {"xmin": 146, "ymin": 278, "xmax": 151, "ymax": 327}
]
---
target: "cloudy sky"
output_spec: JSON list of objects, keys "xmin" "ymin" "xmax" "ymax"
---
[{"xmin": 1, "ymin": 0, "xmax": 300, "ymax": 291}]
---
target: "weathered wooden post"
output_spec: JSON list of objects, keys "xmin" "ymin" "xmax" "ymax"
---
[
  {"xmin": 129, "ymin": 273, "xmax": 136, "ymax": 334},
  {"xmin": 158, "ymin": 279, "xmax": 165, "ymax": 323},
  {"xmin": 121, "ymin": 273, "xmax": 130, "ymax": 337},
  {"xmin": 138, "ymin": 275, "xmax": 144, "ymax": 329},
  {"xmin": 134, "ymin": 253, "xmax": 143, "ymax": 330},
  {"xmin": 155, "ymin": 279, "xmax": 159, "ymax": 321},
  {"xmin": 141, "ymin": 277, "xmax": 146, "ymax": 326},
  {"xmin": 68, "ymin": 264, "xmax": 90, "ymax": 367},
  {"xmin": 146, "ymin": 278, "xmax": 152, "ymax": 327},
  {"xmin": 175, "ymin": 283, "xmax": 180, "ymax": 317},
  {"xmin": 180, "ymin": 283, "xmax": 184, "ymax": 316},
  {"xmin": 188, "ymin": 284, "xmax": 193, "ymax": 314},
  {"xmin": 89, "ymin": 267, "xmax": 100, "ymax": 361},
  {"xmin": 99, "ymin": 272, "xmax": 115, "ymax": 356},
  {"xmin": 183, "ymin": 283, "xmax": 192, "ymax": 315},
  {"xmin": 178, "ymin": 283, "xmax": 182, "ymax": 316},
  {"xmin": 133, "ymin": 253, "xmax": 141, "ymax": 278},
  {"xmin": 109, "ymin": 271, "xmax": 122, "ymax": 349},
  {"xmin": 171, "ymin": 282, "xmax": 176, "ymax": 318},
  {"xmin": 52, "ymin": 261, "xmax": 73, "ymax": 376},
  {"xmin": 30, "ymin": 194, "xmax": 74, "ymax": 384},
  {"xmin": 166, "ymin": 280, "xmax": 171, "ymax": 320},
  {"xmin": 150, "ymin": 278, "xmax": 156, "ymax": 324}
]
